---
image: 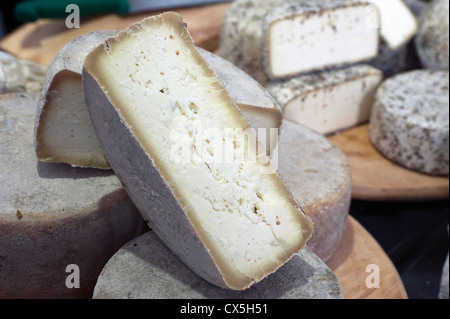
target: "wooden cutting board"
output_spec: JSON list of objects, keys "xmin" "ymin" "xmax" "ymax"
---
[
  {"xmin": 328, "ymin": 124, "xmax": 449, "ymax": 201},
  {"xmin": 0, "ymin": 4, "xmax": 407, "ymax": 299}
]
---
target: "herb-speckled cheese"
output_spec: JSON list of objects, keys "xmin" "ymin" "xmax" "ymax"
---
[
  {"xmin": 369, "ymin": 70, "xmax": 449, "ymax": 175},
  {"xmin": 415, "ymin": 0, "xmax": 449, "ymax": 70},
  {"xmin": 0, "ymin": 93, "xmax": 144, "ymax": 299},
  {"xmin": 220, "ymin": 0, "xmax": 379, "ymax": 84},
  {"xmin": 266, "ymin": 64, "xmax": 383, "ymax": 135}
]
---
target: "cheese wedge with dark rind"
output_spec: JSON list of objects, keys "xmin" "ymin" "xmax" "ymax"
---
[{"xmin": 83, "ymin": 12, "xmax": 313, "ymax": 291}]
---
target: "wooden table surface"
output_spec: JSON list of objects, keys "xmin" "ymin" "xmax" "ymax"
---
[{"xmin": 0, "ymin": 3, "xmax": 408, "ymax": 299}]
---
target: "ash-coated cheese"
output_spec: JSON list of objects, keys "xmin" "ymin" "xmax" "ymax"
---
[
  {"xmin": 83, "ymin": 12, "xmax": 313, "ymax": 291},
  {"xmin": 0, "ymin": 93, "xmax": 145, "ymax": 299},
  {"xmin": 266, "ymin": 64, "xmax": 383, "ymax": 135},
  {"xmin": 220, "ymin": 0, "xmax": 379, "ymax": 84},
  {"xmin": 415, "ymin": 0, "xmax": 449, "ymax": 70},
  {"xmin": 369, "ymin": 70, "xmax": 449, "ymax": 176},
  {"xmin": 93, "ymin": 231, "xmax": 343, "ymax": 299},
  {"xmin": 277, "ymin": 120, "xmax": 352, "ymax": 262},
  {"xmin": 34, "ymin": 31, "xmax": 118, "ymax": 169}
]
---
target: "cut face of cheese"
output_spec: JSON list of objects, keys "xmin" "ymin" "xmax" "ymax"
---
[
  {"xmin": 367, "ymin": 0, "xmax": 418, "ymax": 50},
  {"xmin": 264, "ymin": 0, "xmax": 379, "ymax": 79},
  {"xmin": 267, "ymin": 65, "xmax": 383, "ymax": 135},
  {"xmin": 35, "ymin": 70, "xmax": 109, "ymax": 168},
  {"xmin": 83, "ymin": 12, "xmax": 313, "ymax": 290},
  {"xmin": 35, "ymin": 31, "xmax": 118, "ymax": 169}
]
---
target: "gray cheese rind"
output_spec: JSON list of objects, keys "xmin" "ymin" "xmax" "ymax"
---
[
  {"xmin": 278, "ymin": 120, "xmax": 352, "ymax": 262},
  {"xmin": 93, "ymin": 230, "xmax": 343, "ymax": 299},
  {"xmin": 369, "ymin": 69, "xmax": 449, "ymax": 175},
  {"xmin": 82, "ymin": 69, "xmax": 229, "ymax": 289},
  {"xmin": 0, "ymin": 93, "xmax": 144, "ymax": 299},
  {"xmin": 415, "ymin": 0, "xmax": 449, "ymax": 70}
]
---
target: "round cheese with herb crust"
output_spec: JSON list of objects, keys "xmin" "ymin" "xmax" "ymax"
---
[
  {"xmin": 369, "ymin": 70, "xmax": 449, "ymax": 176},
  {"xmin": 0, "ymin": 93, "xmax": 144, "ymax": 298}
]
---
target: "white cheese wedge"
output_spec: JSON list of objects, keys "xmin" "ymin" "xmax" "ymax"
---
[
  {"xmin": 367, "ymin": 0, "xmax": 418, "ymax": 50},
  {"xmin": 34, "ymin": 31, "xmax": 118, "ymax": 169},
  {"xmin": 263, "ymin": 0, "xmax": 380, "ymax": 79},
  {"xmin": 92, "ymin": 231, "xmax": 343, "ymax": 299},
  {"xmin": 369, "ymin": 70, "xmax": 449, "ymax": 175},
  {"xmin": 415, "ymin": 0, "xmax": 449, "ymax": 70},
  {"xmin": 266, "ymin": 65, "xmax": 383, "ymax": 135},
  {"xmin": 0, "ymin": 93, "xmax": 144, "ymax": 299},
  {"xmin": 34, "ymin": 33, "xmax": 281, "ymax": 169},
  {"xmin": 82, "ymin": 12, "xmax": 313, "ymax": 291}
]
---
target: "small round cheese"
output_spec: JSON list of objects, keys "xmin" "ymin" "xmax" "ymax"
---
[
  {"xmin": 277, "ymin": 120, "xmax": 352, "ymax": 262},
  {"xmin": 415, "ymin": 0, "xmax": 449, "ymax": 70},
  {"xmin": 369, "ymin": 70, "xmax": 449, "ymax": 176},
  {"xmin": 93, "ymin": 230, "xmax": 343, "ymax": 299},
  {"xmin": 0, "ymin": 93, "xmax": 145, "ymax": 298}
]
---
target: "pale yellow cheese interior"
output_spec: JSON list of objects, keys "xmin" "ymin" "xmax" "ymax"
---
[
  {"xmin": 84, "ymin": 13, "xmax": 312, "ymax": 289},
  {"xmin": 36, "ymin": 70, "xmax": 109, "ymax": 168}
]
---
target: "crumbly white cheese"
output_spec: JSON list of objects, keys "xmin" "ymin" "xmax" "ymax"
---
[
  {"xmin": 263, "ymin": 0, "xmax": 379, "ymax": 79},
  {"xmin": 83, "ymin": 12, "xmax": 313, "ymax": 290},
  {"xmin": 266, "ymin": 64, "xmax": 383, "ymax": 135},
  {"xmin": 369, "ymin": 70, "xmax": 449, "ymax": 175},
  {"xmin": 0, "ymin": 93, "xmax": 144, "ymax": 298}
]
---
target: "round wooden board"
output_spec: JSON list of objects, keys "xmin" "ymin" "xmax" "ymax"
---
[
  {"xmin": 328, "ymin": 216, "xmax": 407, "ymax": 299},
  {"xmin": 328, "ymin": 124, "xmax": 449, "ymax": 201},
  {"xmin": 0, "ymin": 5, "xmax": 407, "ymax": 299}
]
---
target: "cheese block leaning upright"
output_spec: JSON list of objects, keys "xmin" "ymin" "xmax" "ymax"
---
[
  {"xmin": 369, "ymin": 70, "xmax": 449, "ymax": 176},
  {"xmin": 0, "ymin": 93, "xmax": 144, "ymax": 299},
  {"xmin": 266, "ymin": 65, "xmax": 383, "ymax": 135},
  {"xmin": 34, "ymin": 31, "xmax": 118, "ymax": 169},
  {"xmin": 83, "ymin": 12, "xmax": 313, "ymax": 291}
]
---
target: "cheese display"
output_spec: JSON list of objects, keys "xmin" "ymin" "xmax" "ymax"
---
[
  {"xmin": 277, "ymin": 120, "xmax": 352, "ymax": 262},
  {"xmin": 93, "ymin": 231, "xmax": 343, "ymax": 299},
  {"xmin": 83, "ymin": 12, "xmax": 313, "ymax": 291},
  {"xmin": 266, "ymin": 65, "xmax": 383, "ymax": 135},
  {"xmin": 1, "ymin": 50, "xmax": 47, "ymax": 93},
  {"xmin": 366, "ymin": 0, "xmax": 418, "ymax": 50},
  {"xmin": 33, "ymin": 32, "xmax": 281, "ymax": 169},
  {"xmin": 415, "ymin": 0, "xmax": 449, "ymax": 70},
  {"xmin": 0, "ymin": 93, "xmax": 145, "ymax": 298},
  {"xmin": 369, "ymin": 70, "xmax": 449, "ymax": 176},
  {"xmin": 220, "ymin": 0, "xmax": 379, "ymax": 84},
  {"xmin": 34, "ymin": 31, "xmax": 117, "ymax": 169}
]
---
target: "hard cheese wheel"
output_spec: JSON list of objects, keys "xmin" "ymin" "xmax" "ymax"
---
[
  {"xmin": 369, "ymin": 70, "xmax": 449, "ymax": 176},
  {"xmin": 277, "ymin": 120, "xmax": 352, "ymax": 262},
  {"xmin": 0, "ymin": 93, "xmax": 144, "ymax": 298},
  {"xmin": 93, "ymin": 230, "xmax": 343, "ymax": 299}
]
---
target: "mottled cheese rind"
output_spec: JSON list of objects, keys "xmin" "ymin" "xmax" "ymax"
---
[
  {"xmin": 415, "ymin": 0, "xmax": 449, "ymax": 70},
  {"xmin": 369, "ymin": 70, "xmax": 449, "ymax": 175},
  {"xmin": 278, "ymin": 120, "xmax": 351, "ymax": 262},
  {"xmin": 92, "ymin": 231, "xmax": 343, "ymax": 299},
  {"xmin": 266, "ymin": 64, "xmax": 383, "ymax": 135},
  {"xmin": 83, "ymin": 12, "xmax": 313, "ymax": 291},
  {"xmin": 0, "ymin": 93, "xmax": 145, "ymax": 298}
]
